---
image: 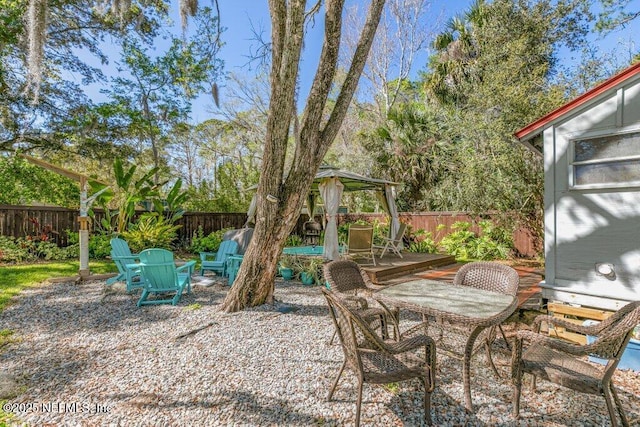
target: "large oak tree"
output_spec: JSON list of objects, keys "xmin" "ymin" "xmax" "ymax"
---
[{"xmin": 221, "ymin": 0, "xmax": 386, "ymax": 312}]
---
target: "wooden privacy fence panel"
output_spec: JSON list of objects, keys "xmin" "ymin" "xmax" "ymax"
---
[
  {"xmin": 0, "ymin": 206, "xmax": 539, "ymax": 257},
  {"xmin": 334, "ymin": 212, "xmax": 539, "ymax": 258}
]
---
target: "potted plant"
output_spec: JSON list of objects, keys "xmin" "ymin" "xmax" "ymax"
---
[
  {"xmin": 278, "ymin": 254, "xmax": 295, "ymax": 280},
  {"xmin": 295, "ymin": 256, "xmax": 324, "ymax": 286}
]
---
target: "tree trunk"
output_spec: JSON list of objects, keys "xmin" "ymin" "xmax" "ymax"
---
[{"xmin": 221, "ymin": 0, "xmax": 386, "ymax": 313}]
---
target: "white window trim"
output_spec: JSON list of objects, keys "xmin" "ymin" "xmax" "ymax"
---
[{"xmin": 568, "ymin": 126, "xmax": 640, "ymax": 191}]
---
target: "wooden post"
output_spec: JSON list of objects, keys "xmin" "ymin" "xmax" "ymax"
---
[{"xmin": 78, "ymin": 216, "xmax": 90, "ymax": 278}]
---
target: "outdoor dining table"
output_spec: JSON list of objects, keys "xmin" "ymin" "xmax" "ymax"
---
[{"xmin": 375, "ymin": 278, "xmax": 518, "ymax": 412}]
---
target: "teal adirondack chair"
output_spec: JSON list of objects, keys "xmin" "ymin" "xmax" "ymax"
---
[
  {"xmin": 199, "ymin": 240, "xmax": 239, "ymax": 276},
  {"xmin": 106, "ymin": 238, "xmax": 144, "ymax": 292},
  {"xmin": 136, "ymin": 249, "xmax": 196, "ymax": 307}
]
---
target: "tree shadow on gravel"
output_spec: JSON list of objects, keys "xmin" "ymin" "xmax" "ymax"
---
[
  {"xmin": 0, "ymin": 281, "xmax": 229, "ymax": 334},
  {"xmin": 107, "ymin": 389, "xmax": 342, "ymax": 425}
]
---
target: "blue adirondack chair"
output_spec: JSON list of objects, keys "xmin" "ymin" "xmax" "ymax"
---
[
  {"xmin": 199, "ymin": 240, "xmax": 239, "ymax": 276},
  {"xmin": 136, "ymin": 249, "xmax": 196, "ymax": 307},
  {"xmin": 106, "ymin": 238, "xmax": 144, "ymax": 292}
]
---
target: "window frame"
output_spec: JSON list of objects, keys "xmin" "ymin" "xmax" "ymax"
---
[{"xmin": 569, "ymin": 128, "xmax": 640, "ymax": 190}]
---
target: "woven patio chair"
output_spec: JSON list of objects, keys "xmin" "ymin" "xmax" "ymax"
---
[
  {"xmin": 418, "ymin": 262, "xmax": 520, "ymax": 378},
  {"xmin": 344, "ymin": 224, "xmax": 376, "ymax": 266},
  {"xmin": 512, "ymin": 300, "xmax": 640, "ymax": 427},
  {"xmin": 323, "ymin": 260, "xmax": 400, "ymax": 343},
  {"xmin": 322, "ymin": 288, "xmax": 436, "ymax": 426}
]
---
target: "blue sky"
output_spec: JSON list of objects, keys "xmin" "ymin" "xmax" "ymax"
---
[
  {"xmin": 85, "ymin": 1, "xmax": 640, "ymax": 123},
  {"xmin": 194, "ymin": 0, "xmax": 463, "ymax": 121}
]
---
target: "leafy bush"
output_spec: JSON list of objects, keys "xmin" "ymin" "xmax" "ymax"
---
[
  {"xmin": 0, "ymin": 236, "xmax": 31, "ymax": 262},
  {"xmin": 121, "ymin": 213, "xmax": 180, "ymax": 252},
  {"xmin": 466, "ymin": 220, "xmax": 513, "ymax": 260},
  {"xmin": 189, "ymin": 226, "xmax": 227, "ymax": 253},
  {"xmin": 439, "ymin": 221, "xmax": 512, "ymax": 261},
  {"xmin": 0, "ymin": 236, "xmax": 78, "ymax": 262},
  {"xmin": 407, "ymin": 229, "xmax": 438, "ymax": 253},
  {"xmin": 439, "ymin": 221, "xmax": 476, "ymax": 260},
  {"xmin": 285, "ymin": 234, "xmax": 303, "ymax": 247},
  {"xmin": 89, "ymin": 233, "xmax": 113, "ymax": 259}
]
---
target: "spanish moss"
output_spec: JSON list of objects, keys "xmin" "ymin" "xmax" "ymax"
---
[{"xmin": 179, "ymin": 0, "xmax": 198, "ymax": 30}]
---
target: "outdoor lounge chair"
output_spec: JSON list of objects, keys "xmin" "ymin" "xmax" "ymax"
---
[
  {"xmin": 375, "ymin": 222, "xmax": 407, "ymax": 258},
  {"xmin": 323, "ymin": 260, "xmax": 400, "ymax": 343},
  {"xmin": 512, "ymin": 300, "xmax": 640, "ymax": 427},
  {"xmin": 199, "ymin": 240, "xmax": 239, "ymax": 276},
  {"xmin": 322, "ymin": 288, "xmax": 436, "ymax": 426},
  {"xmin": 106, "ymin": 238, "xmax": 143, "ymax": 292},
  {"xmin": 344, "ymin": 224, "xmax": 376, "ymax": 266},
  {"xmin": 136, "ymin": 248, "xmax": 196, "ymax": 307}
]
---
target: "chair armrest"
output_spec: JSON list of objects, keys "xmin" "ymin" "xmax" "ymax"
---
[
  {"xmin": 381, "ymin": 334, "xmax": 435, "ymax": 355},
  {"xmin": 532, "ymin": 314, "xmax": 596, "ymax": 335},
  {"xmin": 177, "ymin": 260, "xmax": 197, "ymax": 274},
  {"xmin": 125, "ymin": 263, "xmax": 141, "ymax": 271},
  {"xmin": 200, "ymin": 252, "xmax": 218, "ymax": 261},
  {"xmin": 112, "ymin": 255, "xmax": 140, "ymax": 263},
  {"xmin": 515, "ymin": 330, "xmax": 592, "ymax": 356},
  {"xmin": 372, "ymin": 334, "xmax": 437, "ymax": 392},
  {"xmin": 342, "ymin": 295, "xmax": 369, "ymax": 310}
]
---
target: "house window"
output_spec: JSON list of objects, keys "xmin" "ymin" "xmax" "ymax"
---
[{"xmin": 572, "ymin": 131, "xmax": 640, "ymax": 188}]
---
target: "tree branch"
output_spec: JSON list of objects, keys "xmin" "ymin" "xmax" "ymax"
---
[{"xmin": 322, "ymin": 0, "xmax": 385, "ymax": 144}]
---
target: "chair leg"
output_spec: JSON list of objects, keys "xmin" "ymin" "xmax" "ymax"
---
[
  {"xmin": 512, "ymin": 382, "xmax": 521, "ymax": 419},
  {"xmin": 423, "ymin": 377, "xmax": 433, "ymax": 425},
  {"xmin": 137, "ymin": 289, "xmax": 149, "ymax": 307},
  {"xmin": 355, "ymin": 379, "xmax": 363, "ymax": 427},
  {"xmin": 484, "ymin": 342, "xmax": 501, "ymax": 378},
  {"xmin": 328, "ymin": 329, "xmax": 337, "ymax": 345},
  {"xmin": 609, "ymin": 383, "xmax": 630, "ymax": 427},
  {"xmin": 603, "ymin": 386, "xmax": 620, "ymax": 427},
  {"xmin": 380, "ymin": 242, "xmax": 390, "ymax": 258},
  {"xmin": 327, "ymin": 360, "xmax": 346, "ymax": 401}
]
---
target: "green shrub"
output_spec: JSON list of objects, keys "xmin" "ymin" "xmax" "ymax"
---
[
  {"xmin": 0, "ymin": 236, "xmax": 79, "ymax": 263},
  {"xmin": 33, "ymin": 241, "xmax": 78, "ymax": 260},
  {"xmin": 89, "ymin": 233, "xmax": 113, "ymax": 259},
  {"xmin": 0, "ymin": 236, "xmax": 32, "ymax": 262},
  {"xmin": 439, "ymin": 221, "xmax": 476, "ymax": 260},
  {"xmin": 121, "ymin": 213, "xmax": 180, "ymax": 252},
  {"xmin": 439, "ymin": 221, "xmax": 513, "ymax": 261},
  {"xmin": 407, "ymin": 229, "xmax": 438, "ymax": 253},
  {"xmin": 285, "ymin": 234, "xmax": 303, "ymax": 247},
  {"xmin": 189, "ymin": 226, "xmax": 227, "ymax": 253},
  {"xmin": 466, "ymin": 220, "xmax": 513, "ymax": 260}
]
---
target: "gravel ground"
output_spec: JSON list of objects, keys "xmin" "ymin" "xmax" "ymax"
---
[{"xmin": 0, "ymin": 277, "xmax": 638, "ymax": 426}]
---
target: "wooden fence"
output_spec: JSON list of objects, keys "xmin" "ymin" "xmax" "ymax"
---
[{"xmin": 0, "ymin": 205, "xmax": 540, "ymax": 257}]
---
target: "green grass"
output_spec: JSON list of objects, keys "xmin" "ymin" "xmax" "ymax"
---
[{"xmin": 0, "ymin": 261, "xmax": 117, "ymax": 312}]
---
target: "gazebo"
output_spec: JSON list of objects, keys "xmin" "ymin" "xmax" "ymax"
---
[{"xmin": 248, "ymin": 166, "xmax": 400, "ymax": 260}]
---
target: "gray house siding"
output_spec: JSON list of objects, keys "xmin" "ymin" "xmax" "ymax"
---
[{"xmin": 541, "ymin": 76, "xmax": 640, "ymax": 310}]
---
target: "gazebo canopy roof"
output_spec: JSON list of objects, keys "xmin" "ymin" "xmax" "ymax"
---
[
  {"xmin": 309, "ymin": 165, "xmax": 398, "ymax": 193},
  {"xmin": 246, "ymin": 165, "xmax": 398, "ymax": 193}
]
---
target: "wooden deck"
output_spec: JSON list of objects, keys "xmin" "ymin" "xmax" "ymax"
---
[
  {"xmin": 360, "ymin": 253, "xmax": 456, "ymax": 284},
  {"xmin": 361, "ymin": 257, "xmax": 544, "ymax": 311}
]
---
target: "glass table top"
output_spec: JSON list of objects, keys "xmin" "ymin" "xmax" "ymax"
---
[{"xmin": 376, "ymin": 279, "xmax": 515, "ymax": 320}]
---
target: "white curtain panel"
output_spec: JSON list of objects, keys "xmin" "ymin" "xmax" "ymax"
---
[
  {"xmin": 319, "ymin": 177, "xmax": 344, "ymax": 260},
  {"xmin": 385, "ymin": 184, "xmax": 402, "ymax": 248}
]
